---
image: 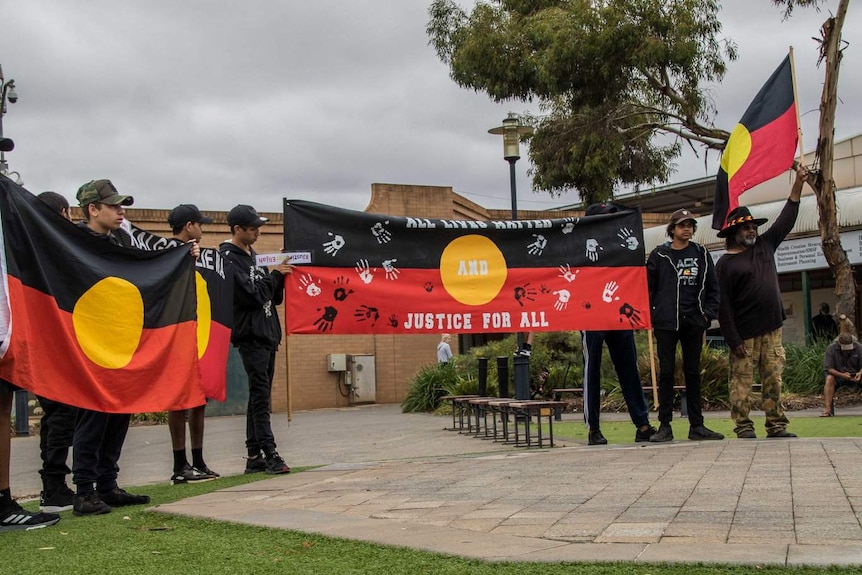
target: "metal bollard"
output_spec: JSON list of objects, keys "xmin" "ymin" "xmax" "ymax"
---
[
  {"xmin": 496, "ymin": 356, "xmax": 509, "ymax": 398},
  {"xmin": 477, "ymin": 357, "xmax": 488, "ymax": 397},
  {"xmin": 513, "ymin": 353, "xmax": 530, "ymax": 400},
  {"xmin": 13, "ymin": 389, "xmax": 29, "ymax": 436}
]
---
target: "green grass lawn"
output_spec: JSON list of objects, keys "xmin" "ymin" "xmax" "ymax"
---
[
  {"xmin": 4, "ymin": 417, "xmax": 862, "ymax": 574},
  {"xmin": 549, "ymin": 414, "xmax": 862, "ymax": 444}
]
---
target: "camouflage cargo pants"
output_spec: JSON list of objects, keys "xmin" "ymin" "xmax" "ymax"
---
[{"xmin": 729, "ymin": 328, "xmax": 790, "ymax": 436}]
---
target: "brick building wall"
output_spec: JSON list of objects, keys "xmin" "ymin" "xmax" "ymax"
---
[{"xmin": 72, "ymin": 185, "xmax": 666, "ymax": 413}]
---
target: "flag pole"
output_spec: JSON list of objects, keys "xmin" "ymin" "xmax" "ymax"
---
[
  {"xmin": 647, "ymin": 330, "xmax": 658, "ymax": 408},
  {"xmin": 788, "ymin": 46, "xmax": 805, "ymax": 162}
]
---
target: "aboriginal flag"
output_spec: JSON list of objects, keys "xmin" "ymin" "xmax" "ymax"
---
[
  {"xmin": 0, "ymin": 176, "xmax": 205, "ymax": 413},
  {"xmin": 121, "ymin": 223, "xmax": 232, "ymax": 402},
  {"xmin": 712, "ymin": 55, "xmax": 798, "ymax": 230},
  {"xmin": 283, "ymin": 199, "xmax": 650, "ymax": 335}
]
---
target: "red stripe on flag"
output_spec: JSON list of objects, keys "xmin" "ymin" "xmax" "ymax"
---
[
  {"xmin": 728, "ymin": 104, "xmax": 798, "ymax": 204},
  {"xmin": 0, "ymin": 278, "xmax": 205, "ymax": 413},
  {"xmin": 199, "ymin": 321, "xmax": 230, "ymax": 402}
]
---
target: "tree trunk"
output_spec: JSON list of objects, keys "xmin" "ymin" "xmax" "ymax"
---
[{"xmin": 812, "ymin": 0, "xmax": 854, "ymax": 334}]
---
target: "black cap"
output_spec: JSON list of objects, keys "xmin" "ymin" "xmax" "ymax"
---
[
  {"xmin": 227, "ymin": 204, "xmax": 268, "ymax": 228},
  {"xmin": 168, "ymin": 204, "xmax": 213, "ymax": 227}
]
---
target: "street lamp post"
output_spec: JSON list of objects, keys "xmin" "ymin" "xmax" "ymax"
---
[
  {"xmin": 0, "ymin": 64, "xmax": 19, "ymax": 175},
  {"xmin": 489, "ymin": 113, "xmax": 534, "ymax": 400}
]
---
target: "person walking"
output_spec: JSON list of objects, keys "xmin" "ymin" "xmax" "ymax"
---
[
  {"xmin": 647, "ymin": 208, "xmax": 723, "ymax": 442},
  {"xmin": 716, "ymin": 164, "xmax": 808, "ymax": 439},
  {"xmin": 437, "ymin": 334, "xmax": 453, "ymax": 364},
  {"xmin": 165, "ymin": 204, "xmax": 219, "ymax": 484},
  {"xmin": 220, "ymin": 205, "xmax": 293, "ymax": 475}
]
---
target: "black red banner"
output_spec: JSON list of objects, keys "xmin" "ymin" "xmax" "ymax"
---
[{"xmin": 283, "ymin": 200, "xmax": 651, "ymax": 334}]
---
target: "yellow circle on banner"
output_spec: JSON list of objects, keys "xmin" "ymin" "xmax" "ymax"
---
[
  {"xmin": 440, "ymin": 235, "xmax": 507, "ymax": 305},
  {"xmin": 196, "ymin": 271, "xmax": 211, "ymax": 359},
  {"xmin": 73, "ymin": 277, "xmax": 143, "ymax": 369},
  {"xmin": 720, "ymin": 123, "xmax": 753, "ymax": 179}
]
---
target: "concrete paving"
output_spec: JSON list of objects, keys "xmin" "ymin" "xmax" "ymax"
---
[{"xmin": 10, "ymin": 404, "xmax": 862, "ymax": 566}]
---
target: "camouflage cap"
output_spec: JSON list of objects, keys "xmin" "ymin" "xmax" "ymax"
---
[{"xmin": 76, "ymin": 179, "xmax": 134, "ymax": 208}]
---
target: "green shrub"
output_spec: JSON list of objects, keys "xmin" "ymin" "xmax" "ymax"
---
[{"xmin": 783, "ymin": 340, "xmax": 829, "ymax": 395}]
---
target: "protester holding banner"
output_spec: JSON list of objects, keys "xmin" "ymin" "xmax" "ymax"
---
[
  {"xmin": 716, "ymin": 164, "xmax": 807, "ymax": 439},
  {"xmin": 33, "ymin": 192, "xmax": 79, "ymax": 513},
  {"xmin": 165, "ymin": 205, "xmax": 220, "ymax": 484},
  {"xmin": 70, "ymin": 180, "xmax": 154, "ymax": 515},
  {"xmin": 220, "ymin": 204, "xmax": 293, "ymax": 475},
  {"xmin": 580, "ymin": 202, "xmax": 656, "ymax": 446}
]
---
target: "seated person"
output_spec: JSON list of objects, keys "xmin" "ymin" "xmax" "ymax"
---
[
  {"xmin": 530, "ymin": 367, "xmax": 550, "ymax": 399},
  {"xmin": 822, "ymin": 332, "xmax": 862, "ymax": 416}
]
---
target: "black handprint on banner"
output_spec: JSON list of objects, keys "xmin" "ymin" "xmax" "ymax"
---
[
  {"xmin": 388, "ymin": 314, "xmax": 399, "ymax": 328},
  {"xmin": 424, "ymin": 282, "xmax": 434, "ymax": 293},
  {"xmin": 314, "ymin": 306, "xmax": 338, "ymax": 332},
  {"xmin": 354, "ymin": 305, "xmax": 380, "ymax": 327},
  {"xmin": 513, "ymin": 283, "xmax": 537, "ymax": 307},
  {"xmin": 333, "ymin": 275, "xmax": 354, "ymax": 301},
  {"xmin": 618, "ymin": 303, "xmax": 643, "ymax": 328}
]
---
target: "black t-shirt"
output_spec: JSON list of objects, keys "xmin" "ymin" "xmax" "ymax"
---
[{"xmin": 670, "ymin": 243, "xmax": 700, "ymax": 316}]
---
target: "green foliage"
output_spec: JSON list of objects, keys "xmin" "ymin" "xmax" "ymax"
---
[
  {"xmin": 783, "ymin": 340, "xmax": 830, "ymax": 395},
  {"xmin": 427, "ymin": 0, "xmax": 737, "ymax": 204}
]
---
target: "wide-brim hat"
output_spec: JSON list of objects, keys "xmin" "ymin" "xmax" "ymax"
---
[{"xmin": 717, "ymin": 206, "xmax": 768, "ymax": 238}]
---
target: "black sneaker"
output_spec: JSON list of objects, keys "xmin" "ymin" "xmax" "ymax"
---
[
  {"xmin": 737, "ymin": 429, "xmax": 757, "ymax": 439},
  {"xmin": 171, "ymin": 464, "xmax": 217, "ymax": 484},
  {"xmin": 264, "ymin": 453, "xmax": 291, "ymax": 475},
  {"xmin": 0, "ymin": 500, "xmax": 60, "ymax": 532},
  {"xmin": 197, "ymin": 465, "xmax": 220, "ymax": 478},
  {"xmin": 649, "ymin": 424, "xmax": 673, "ymax": 442},
  {"xmin": 635, "ymin": 425, "xmax": 657, "ymax": 442},
  {"xmin": 587, "ymin": 429, "xmax": 607, "ymax": 445},
  {"xmin": 767, "ymin": 430, "xmax": 797, "ymax": 438},
  {"xmin": 40, "ymin": 484, "xmax": 75, "ymax": 513},
  {"xmin": 244, "ymin": 455, "xmax": 266, "ymax": 474},
  {"xmin": 688, "ymin": 425, "xmax": 724, "ymax": 441},
  {"xmin": 73, "ymin": 492, "xmax": 112, "ymax": 516},
  {"xmin": 98, "ymin": 487, "xmax": 150, "ymax": 507}
]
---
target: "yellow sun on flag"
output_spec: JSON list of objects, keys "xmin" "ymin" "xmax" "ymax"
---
[
  {"xmin": 72, "ymin": 277, "xmax": 143, "ymax": 369},
  {"xmin": 439, "ymin": 235, "xmax": 507, "ymax": 305}
]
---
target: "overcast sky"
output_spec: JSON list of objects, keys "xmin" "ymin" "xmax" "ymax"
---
[{"xmin": 1, "ymin": 1, "xmax": 859, "ymax": 214}]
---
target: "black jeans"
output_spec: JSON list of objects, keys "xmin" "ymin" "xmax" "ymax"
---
[
  {"xmin": 37, "ymin": 396, "xmax": 78, "ymax": 491},
  {"xmin": 72, "ymin": 409, "xmax": 131, "ymax": 493},
  {"xmin": 654, "ymin": 315, "xmax": 707, "ymax": 427},
  {"xmin": 238, "ymin": 342, "xmax": 278, "ymax": 457}
]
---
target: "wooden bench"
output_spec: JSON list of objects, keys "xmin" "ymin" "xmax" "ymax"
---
[
  {"xmin": 507, "ymin": 400, "xmax": 566, "ymax": 448},
  {"xmin": 440, "ymin": 395, "xmax": 479, "ymax": 432}
]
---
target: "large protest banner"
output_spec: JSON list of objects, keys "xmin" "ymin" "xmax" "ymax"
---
[
  {"xmin": 0, "ymin": 176, "xmax": 204, "ymax": 413},
  {"xmin": 283, "ymin": 200, "xmax": 650, "ymax": 335}
]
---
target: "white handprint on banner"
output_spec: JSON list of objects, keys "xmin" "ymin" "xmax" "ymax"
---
[
  {"xmin": 553, "ymin": 289, "xmax": 570, "ymax": 311},
  {"xmin": 558, "ymin": 264, "xmax": 579, "ymax": 283},
  {"xmin": 371, "ymin": 221, "xmax": 392, "ymax": 244},
  {"xmin": 617, "ymin": 227, "xmax": 639, "ymax": 251},
  {"xmin": 382, "ymin": 259, "xmax": 400, "ymax": 280},
  {"xmin": 527, "ymin": 234, "xmax": 547, "ymax": 256},
  {"xmin": 323, "ymin": 232, "xmax": 345, "ymax": 256},
  {"xmin": 585, "ymin": 238, "xmax": 603, "ymax": 262},
  {"xmin": 355, "ymin": 259, "xmax": 375, "ymax": 284},
  {"xmin": 602, "ymin": 280, "xmax": 620, "ymax": 303},
  {"xmin": 298, "ymin": 273, "xmax": 321, "ymax": 297}
]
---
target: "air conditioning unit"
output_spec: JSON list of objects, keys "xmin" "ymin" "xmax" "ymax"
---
[{"xmin": 347, "ymin": 354, "xmax": 376, "ymax": 404}]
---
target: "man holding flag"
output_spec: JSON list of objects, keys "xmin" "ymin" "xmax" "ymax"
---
[{"xmin": 716, "ymin": 164, "xmax": 808, "ymax": 439}]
